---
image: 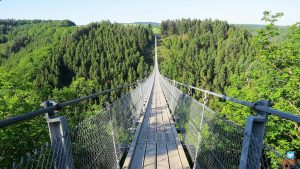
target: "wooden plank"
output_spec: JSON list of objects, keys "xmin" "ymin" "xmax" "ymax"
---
[
  {"xmin": 123, "ymin": 121, "xmax": 143, "ymax": 168},
  {"xmin": 149, "ymin": 112, "xmax": 156, "ymax": 128},
  {"xmin": 164, "ymin": 125, "xmax": 175, "ymax": 143},
  {"xmin": 129, "ymin": 98, "xmax": 151, "ymax": 167},
  {"xmin": 157, "ymin": 143, "xmax": 169, "ymax": 169},
  {"xmin": 167, "ymin": 143, "xmax": 183, "ymax": 169},
  {"xmin": 162, "ymin": 109, "xmax": 170, "ymax": 124},
  {"xmin": 147, "ymin": 128, "xmax": 156, "ymax": 143},
  {"xmin": 164, "ymin": 101, "xmax": 190, "ymax": 169},
  {"xmin": 167, "ymin": 110, "xmax": 181, "ymax": 145},
  {"xmin": 137, "ymin": 104, "xmax": 151, "ymax": 143},
  {"xmin": 156, "ymin": 111, "xmax": 165, "ymax": 143},
  {"xmin": 137, "ymin": 118, "xmax": 150, "ymax": 143},
  {"xmin": 156, "ymin": 128, "xmax": 165, "ymax": 142},
  {"xmin": 124, "ymin": 89, "xmax": 153, "ymax": 169},
  {"xmin": 156, "ymin": 111, "xmax": 163, "ymax": 124},
  {"xmin": 125, "ymin": 75, "xmax": 190, "ymax": 169},
  {"xmin": 143, "ymin": 143, "xmax": 156, "ymax": 169},
  {"xmin": 158, "ymin": 81, "xmax": 190, "ymax": 169},
  {"xmin": 151, "ymin": 93, "xmax": 157, "ymax": 109},
  {"xmin": 177, "ymin": 144, "xmax": 190, "ymax": 169},
  {"xmin": 129, "ymin": 143, "xmax": 146, "ymax": 169},
  {"xmin": 169, "ymin": 122, "xmax": 190, "ymax": 168}
]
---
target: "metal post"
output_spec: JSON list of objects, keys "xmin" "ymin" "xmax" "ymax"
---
[
  {"xmin": 188, "ymin": 86, "xmax": 192, "ymax": 96},
  {"xmin": 170, "ymin": 79, "xmax": 176, "ymax": 113},
  {"xmin": 139, "ymin": 81, "xmax": 145, "ymax": 113},
  {"xmin": 193, "ymin": 92, "xmax": 208, "ymax": 169},
  {"xmin": 43, "ymin": 100, "xmax": 74, "ymax": 169},
  {"xmin": 239, "ymin": 100, "xmax": 271, "ymax": 169},
  {"xmin": 107, "ymin": 103, "xmax": 119, "ymax": 169}
]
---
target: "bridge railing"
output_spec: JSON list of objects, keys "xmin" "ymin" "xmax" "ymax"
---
[
  {"xmin": 1, "ymin": 72, "xmax": 155, "ymax": 169},
  {"xmin": 158, "ymin": 73, "xmax": 300, "ymax": 169}
]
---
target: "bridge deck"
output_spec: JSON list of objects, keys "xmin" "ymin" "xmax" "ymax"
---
[{"xmin": 123, "ymin": 75, "xmax": 190, "ymax": 169}]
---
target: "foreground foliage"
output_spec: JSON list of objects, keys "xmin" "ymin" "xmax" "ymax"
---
[
  {"xmin": 0, "ymin": 20, "xmax": 153, "ymax": 166},
  {"xmin": 159, "ymin": 13, "xmax": 300, "ymax": 165}
]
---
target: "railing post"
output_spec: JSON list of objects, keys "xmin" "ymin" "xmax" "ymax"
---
[
  {"xmin": 139, "ymin": 81, "xmax": 145, "ymax": 113},
  {"xmin": 188, "ymin": 86, "xmax": 192, "ymax": 96},
  {"xmin": 107, "ymin": 103, "xmax": 119, "ymax": 169},
  {"xmin": 193, "ymin": 92, "xmax": 208, "ymax": 169},
  {"xmin": 239, "ymin": 100, "xmax": 271, "ymax": 169},
  {"xmin": 42, "ymin": 100, "xmax": 74, "ymax": 169},
  {"xmin": 170, "ymin": 79, "xmax": 176, "ymax": 113}
]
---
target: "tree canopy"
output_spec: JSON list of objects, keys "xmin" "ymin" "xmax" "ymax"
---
[
  {"xmin": 158, "ymin": 14, "xmax": 300, "ymax": 166},
  {"xmin": 0, "ymin": 20, "xmax": 154, "ymax": 167}
]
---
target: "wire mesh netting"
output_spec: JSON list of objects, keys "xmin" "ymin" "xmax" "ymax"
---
[
  {"xmin": 159, "ymin": 74, "xmax": 244, "ymax": 168},
  {"xmin": 8, "ymin": 73, "xmax": 155, "ymax": 169},
  {"xmin": 159, "ymin": 74, "xmax": 288, "ymax": 169},
  {"xmin": 244, "ymin": 134, "xmax": 297, "ymax": 169},
  {"xmin": 5, "ymin": 71, "xmax": 294, "ymax": 169}
]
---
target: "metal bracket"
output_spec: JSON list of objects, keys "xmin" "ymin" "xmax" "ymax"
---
[
  {"xmin": 41, "ymin": 100, "xmax": 60, "ymax": 119},
  {"xmin": 42, "ymin": 100, "xmax": 74, "ymax": 169},
  {"xmin": 239, "ymin": 100, "xmax": 271, "ymax": 169}
]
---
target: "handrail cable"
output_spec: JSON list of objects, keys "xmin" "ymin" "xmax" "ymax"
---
[
  {"xmin": 161, "ymin": 75, "xmax": 300, "ymax": 123},
  {"xmin": 0, "ymin": 80, "xmax": 143, "ymax": 128}
]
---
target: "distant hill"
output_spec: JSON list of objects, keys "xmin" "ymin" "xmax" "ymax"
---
[
  {"xmin": 235, "ymin": 24, "xmax": 289, "ymax": 33},
  {"xmin": 234, "ymin": 24, "xmax": 290, "ymax": 43},
  {"xmin": 235, "ymin": 24, "xmax": 264, "ymax": 29},
  {"xmin": 122, "ymin": 22, "xmax": 160, "ymax": 34},
  {"xmin": 133, "ymin": 22, "xmax": 160, "ymax": 27}
]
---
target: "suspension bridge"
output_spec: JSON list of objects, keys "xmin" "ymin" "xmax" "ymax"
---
[{"xmin": 0, "ymin": 37, "xmax": 300, "ymax": 169}]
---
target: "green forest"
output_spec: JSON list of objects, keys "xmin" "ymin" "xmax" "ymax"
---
[
  {"xmin": 158, "ymin": 12, "xmax": 300, "ymax": 164},
  {"xmin": 0, "ymin": 19, "xmax": 153, "ymax": 166},
  {"xmin": 0, "ymin": 11, "xmax": 299, "ymax": 168}
]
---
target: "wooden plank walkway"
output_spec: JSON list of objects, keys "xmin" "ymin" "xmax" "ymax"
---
[{"xmin": 123, "ymin": 74, "xmax": 190, "ymax": 169}]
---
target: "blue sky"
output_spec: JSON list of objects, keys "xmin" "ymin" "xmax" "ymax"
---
[{"xmin": 0, "ymin": 0, "xmax": 299, "ymax": 25}]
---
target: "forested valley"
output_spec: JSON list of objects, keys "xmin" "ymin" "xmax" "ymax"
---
[
  {"xmin": 158, "ymin": 12, "xmax": 300, "ymax": 164},
  {"xmin": 0, "ymin": 20, "xmax": 153, "ymax": 166},
  {"xmin": 0, "ymin": 11, "xmax": 299, "ymax": 168}
]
